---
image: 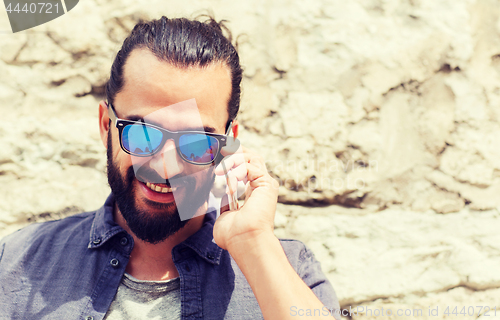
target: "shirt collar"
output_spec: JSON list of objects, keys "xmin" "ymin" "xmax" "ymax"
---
[
  {"xmin": 177, "ymin": 194, "xmax": 223, "ymax": 265},
  {"xmin": 88, "ymin": 193, "xmax": 223, "ymax": 265},
  {"xmin": 88, "ymin": 193, "xmax": 124, "ymax": 249}
]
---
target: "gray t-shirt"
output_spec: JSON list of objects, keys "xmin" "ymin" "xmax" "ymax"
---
[{"xmin": 104, "ymin": 273, "xmax": 181, "ymax": 320}]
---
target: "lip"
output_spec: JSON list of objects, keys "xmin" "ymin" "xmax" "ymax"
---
[{"xmin": 138, "ymin": 180, "xmax": 177, "ymax": 203}]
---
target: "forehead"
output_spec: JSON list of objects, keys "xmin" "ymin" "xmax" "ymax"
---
[{"xmin": 113, "ymin": 48, "xmax": 232, "ymax": 133}]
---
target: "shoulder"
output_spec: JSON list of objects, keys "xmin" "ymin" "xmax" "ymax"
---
[
  {"xmin": 0, "ymin": 210, "xmax": 96, "ymax": 260},
  {"xmin": 278, "ymin": 238, "xmax": 329, "ymax": 279},
  {"xmin": 278, "ymin": 238, "xmax": 340, "ymax": 314},
  {"xmin": 278, "ymin": 238, "xmax": 315, "ymax": 271}
]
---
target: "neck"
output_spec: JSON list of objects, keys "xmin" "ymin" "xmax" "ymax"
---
[{"xmin": 114, "ymin": 202, "xmax": 207, "ymax": 281}]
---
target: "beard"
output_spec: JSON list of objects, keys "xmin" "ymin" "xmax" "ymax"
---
[{"xmin": 106, "ymin": 131, "xmax": 215, "ymax": 244}]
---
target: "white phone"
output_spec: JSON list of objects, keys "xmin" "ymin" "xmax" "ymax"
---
[{"xmin": 221, "ymin": 160, "xmax": 239, "ymax": 211}]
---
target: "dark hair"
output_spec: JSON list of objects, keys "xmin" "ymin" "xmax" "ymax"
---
[{"xmin": 105, "ymin": 16, "xmax": 243, "ymax": 129}]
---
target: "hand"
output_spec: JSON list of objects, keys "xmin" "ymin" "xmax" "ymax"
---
[
  {"xmin": 213, "ymin": 146, "xmax": 333, "ymax": 320},
  {"xmin": 212, "ymin": 145, "xmax": 280, "ymax": 252}
]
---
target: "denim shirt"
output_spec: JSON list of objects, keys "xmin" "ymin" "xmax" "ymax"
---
[{"xmin": 0, "ymin": 194, "xmax": 340, "ymax": 320}]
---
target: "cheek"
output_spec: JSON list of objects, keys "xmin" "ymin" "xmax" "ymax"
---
[
  {"xmin": 111, "ymin": 140, "xmax": 145, "ymax": 175},
  {"xmin": 116, "ymin": 154, "xmax": 133, "ymax": 172},
  {"xmin": 188, "ymin": 166, "xmax": 215, "ymax": 186},
  {"xmin": 126, "ymin": 154, "xmax": 154, "ymax": 179}
]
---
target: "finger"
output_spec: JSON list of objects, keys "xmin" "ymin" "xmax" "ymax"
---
[
  {"xmin": 215, "ymin": 153, "xmax": 246, "ymax": 174},
  {"xmin": 245, "ymin": 163, "xmax": 279, "ymax": 189},
  {"xmin": 226, "ymin": 162, "xmax": 249, "ymax": 185},
  {"xmin": 223, "ymin": 159, "xmax": 271, "ymax": 191},
  {"xmin": 222, "ymin": 161, "xmax": 273, "ymax": 195},
  {"xmin": 225, "ymin": 172, "xmax": 239, "ymax": 195},
  {"xmin": 215, "ymin": 151, "xmax": 266, "ymax": 175}
]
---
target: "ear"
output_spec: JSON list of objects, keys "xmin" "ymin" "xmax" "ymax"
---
[
  {"xmin": 231, "ymin": 119, "xmax": 239, "ymax": 138},
  {"xmin": 98, "ymin": 100, "xmax": 110, "ymax": 149}
]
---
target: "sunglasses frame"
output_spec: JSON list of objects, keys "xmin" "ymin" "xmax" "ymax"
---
[{"xmin": 107, "ymin": 102, "xmax": 232, "ymax": 166}]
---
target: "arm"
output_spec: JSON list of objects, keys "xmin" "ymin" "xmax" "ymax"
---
[
  {"xmin": 229, "ymin": 233, "xmax": 339, "ymax": 319},
  {"xmin": 213, "ymin": 146, "xmax": 339, "ymax": 319}
]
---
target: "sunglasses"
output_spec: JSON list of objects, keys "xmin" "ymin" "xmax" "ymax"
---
[{"xmin": 107, "ymin": 102, "xmax": 232, "ymax": 166}]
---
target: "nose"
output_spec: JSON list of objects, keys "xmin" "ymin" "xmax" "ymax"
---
[{"xmin": 148, "ymin": 139, "xmax": 184, "ymax": 179}]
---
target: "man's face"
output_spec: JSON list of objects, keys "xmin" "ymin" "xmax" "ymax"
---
[{"xmin": 100, "ymin": 48, "xmax": 232, "ymax": 244}]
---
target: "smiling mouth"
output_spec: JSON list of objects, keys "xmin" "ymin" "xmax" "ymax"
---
[{"xmin": 145, "ymin": 182, "xmax": 178, "ymax": 193}]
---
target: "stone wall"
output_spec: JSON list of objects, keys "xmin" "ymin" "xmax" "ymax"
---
[{"xmin": 1, "ymin": 0, "xmax": 499, "ymax": 317}]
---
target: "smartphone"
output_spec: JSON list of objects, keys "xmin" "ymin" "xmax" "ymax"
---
[{"xmin": 221, "ymin": 160, "xmax": 239, "ymax": 211}]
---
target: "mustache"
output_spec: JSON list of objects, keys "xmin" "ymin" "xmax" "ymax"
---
[{"xmin": 131, "ymin": 164, "xmax": 194, "ymax": 187}]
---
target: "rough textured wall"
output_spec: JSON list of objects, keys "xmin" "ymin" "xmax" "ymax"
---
[
  {"xmin": 239, "ymin": 0, "xmax": 500, "ymax": 213},
  {"xmin": 1, "ymin": 0, "xmax": 500, "ymax": 316}
]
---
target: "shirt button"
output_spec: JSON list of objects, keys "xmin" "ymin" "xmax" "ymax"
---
[
  {"xmin": 184, "ymin": 264, "xmax": 191, "ymax": 272},
  {"xmin": 92, "ymin": 239, "xmax": 101, "ymax": 245},
  {"xmin": 110, "ymin": 258, "xmax": 120, "ymax": 268},
  {"xmin": 206, "ymin": 252, "xmax": 214, "ymax": 260},
  {"xmin": 120, "ymin": 237, "xmax": 128, "ymax": 246},
  {"xmin": 85, "ymin": 316, "xmax": 93, "ymax": 320}
]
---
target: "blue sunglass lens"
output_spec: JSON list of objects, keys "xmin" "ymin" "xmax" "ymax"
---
[
  {"xmin": 122, "ymin": 124, "xmax": 163, "ymax": 155},
  {"xmin": 179, "ymin": 134, "xmax": 219, "ymax": 163}
]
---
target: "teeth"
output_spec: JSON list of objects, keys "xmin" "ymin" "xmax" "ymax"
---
[{"xmin": 145, "ymin": 182, "xmax": 177, "ymax": 194}]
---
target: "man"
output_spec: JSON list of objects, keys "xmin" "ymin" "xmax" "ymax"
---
[{"xmin": 0, "ymin": 16, "xmax": 340, "ymax": 319}]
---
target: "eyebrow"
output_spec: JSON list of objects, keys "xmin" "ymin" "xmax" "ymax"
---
[{"xmin": 126, "ymin": 114, "xmax": 217, "ymax": 133}]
